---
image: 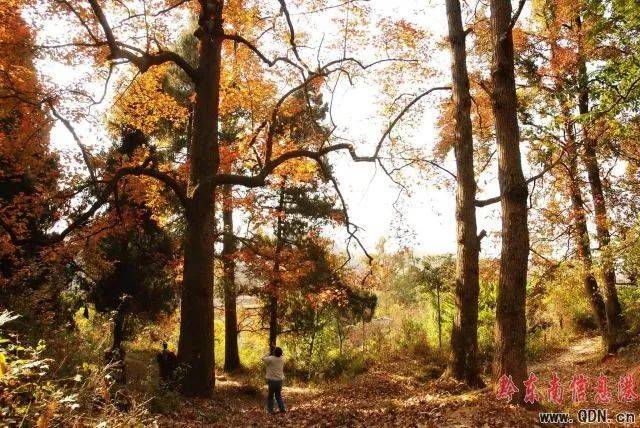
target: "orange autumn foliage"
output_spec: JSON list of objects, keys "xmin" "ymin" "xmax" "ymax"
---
[{"xmin": 0, "ymin": 1, "xmax": 59, "ymax": 285}]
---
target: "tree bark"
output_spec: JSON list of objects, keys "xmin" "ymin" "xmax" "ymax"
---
[
  {"xmin": 222, "ymin": 183, "xmax": 241, "ymax": 371},
  {"xmin": 575, "ymin": 24, "xmax": 627, "ymax": 350},
  {"xmin": 112, "ymin": 305, "xmax": 126, "ymax": 351},
  {"xmin": 561, "ymin": 106, "xmax": 609, "ymax": 346},
  {"xmin": 489, "ymin": 0, "xmax": 529, "ymax": 404},
  {"xmin": 106, "ymin": 297, "xmax": 130, "ymax": 385},
  {"xmin": 436, "ymin": 281, "xmax": 442, "ymax": 350},
  {"xmin": 444, "ymin": 0, "xmax": 483, "ymax": 388},
  {"xmin": 177, "ymin": 2, "xmax": 223, "ymax": 397},
  {"xmin": 268, "ymin": 183, "xmax": 286, "ymax": 350}
]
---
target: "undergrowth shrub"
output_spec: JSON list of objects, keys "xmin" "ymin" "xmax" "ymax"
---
[
  {"xmin": 0, "ymin": 311, "xmax": 157, "ymax": 426},
  {"xmin": 619, "ymin": 287, "xmax": 640, "ymax": 334}
]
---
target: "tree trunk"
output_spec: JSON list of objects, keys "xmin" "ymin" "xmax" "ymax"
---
[
  {"xmin": 268, "ymin": 183, "xmax": 286, "ymax": 350},
  {"xmin": 268, "ymin": 295, "xmax": 278, "ymax": 350},
  {"xmin": 112, "ymin": 305, "xmax": 126, "ymax": 351},
  {"xmin": 106, "ymin": 297, "xmax": 130, "ymax": 385},
  {"xmin": 222, "ymin": 183, "xmax": 240, "ymax": 371},
  {"xmin": 337, "ymin": 316, "xmax": 344, "ymax": 356},
  {"xmin": 444, "ymin": 0, "xmax": 483, "ymax": 388},
  {"xmin": 177, "ymin": 2, "xmax": 223, "ymax": 397},
  {"xmin": 576, "ymin": 25, "xmax": 627, "ymax": 350},
  {"xmin": 489, "ymin": 0, "xmax": 529, "ymax": 404},
  {"xmin": 561, "ymin": 106, "xmax": 609, "ymax": 346},
  {"xmin": 437, "ymin": 282, "xmax": 442, "ymax": 350}
]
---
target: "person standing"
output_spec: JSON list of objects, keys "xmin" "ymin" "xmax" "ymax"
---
[
  {"xmin": 156, "ymin": 341, "xmax": 178, "ymax": 389},
  {"xmin": 261, "ymin": 347, "xmax": 286, "ymax": 414}
]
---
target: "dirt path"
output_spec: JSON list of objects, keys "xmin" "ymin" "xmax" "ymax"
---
[
  {"xmin": 159, "ymin": 336, "xmax": 640, "ymax": 427},
  {"xmin": 160, "ymin": 359, "xmax": 535, "ymax": 427},
  {"xmin": 530, "ymin": 335, "xmax": 601, "ymax": 372}
]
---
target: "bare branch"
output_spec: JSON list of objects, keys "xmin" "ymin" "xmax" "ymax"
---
[
  {"xmin": 47, "ymin": 101, "xmax": 98, "ymax": 187},
  {"xmin": 277, "ymin": 0, "xmax": 309, "ymax": 69},
  {"xmin": 318, "ymin": 161, "xmax": 372, "ymax": 264},
  {"xmin": 475, "ymin": 148, "xmax": 570, "ymax": 207},
  {"xmin": 216, "ymin": 83, "xmax": 450, "ymax": 188},
  {"xmin": 87, "ymin": 0, "xmax": 198, "ymax": 81},
  {"xmin": 223, "ymin": 33, "xmax": 305, "ymax": 72},
  {"xmin": 370, "ymin": 86, "xmax": 451, "ymax": 160}
]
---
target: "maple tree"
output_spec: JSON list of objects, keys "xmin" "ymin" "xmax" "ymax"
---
[{"xmin": 0, "ymin": 0, "xmax": 59, "ymax": 295}]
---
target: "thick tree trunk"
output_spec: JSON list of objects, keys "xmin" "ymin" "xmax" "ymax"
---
[
  {"xmin": 561, "ymin": 108, "xmax": 609, "ymax": 346},
  {"xmin": 222, "ymin": 183, "xmax": 241, "ymax": 371},
  {"xmin": 444, "ymin": 0, "xmax": 483, "ymax": 388},
  {"xmin": 576, "ymin": 38, "xmax": 627, "ymax": 351},
  {"xmin": 489, "ymin": 0, "xmax": 529, "ymax": 403},
  {"xmin": 177, "ymin": 2, "xmax": 223, "ymax": 397},
  {"xmin": 268, "ymin": 183, "xmax": 286, "ymax": 350}
]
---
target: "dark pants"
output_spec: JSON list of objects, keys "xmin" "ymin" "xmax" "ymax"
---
[{"xmin": 266, "ymin": 379, "xmax": 285, "ymax": 413}]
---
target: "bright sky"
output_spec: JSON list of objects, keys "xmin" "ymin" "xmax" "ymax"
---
[
  {"xmin": 37, "ymin": 0, "xmax": 506, "ymax": 258},
  {"xmin": 315, "ymin": 1, "xmax": 503, "ymax": 256}
]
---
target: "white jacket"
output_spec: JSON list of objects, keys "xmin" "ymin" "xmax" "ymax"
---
[{"xmin": 261, "ymin": 355, "xmax": 285, "ymax": 381}]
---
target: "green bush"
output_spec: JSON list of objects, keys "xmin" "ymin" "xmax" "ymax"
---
[{"xmin": 619, "ymin": 286, "xmax": 640, "ymax": 334}]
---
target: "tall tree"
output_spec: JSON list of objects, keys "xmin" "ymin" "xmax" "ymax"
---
[
  {"xmin": 489, "ymin": 0, "xmax": 529, "ymax": 403},
  {"xmin": 255, "ymin": 174, "xmax": 341, "ymax": 349},
  {"xmin": 575, "ymin": 15, "xmax": 628, "ymax": 350},
  {"xmin": 559, "ymin": 102, "xmax": 609, "ymax": 343},
  {"xmin": 443, "ymin": 0, "xmax": 483, "ymax": 387},
  {"xmin": 221, "ymin": 182, "xmax": 240, "ymax": 371}
]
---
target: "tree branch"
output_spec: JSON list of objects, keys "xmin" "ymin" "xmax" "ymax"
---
[
  {"xmin": 47, "ymin": 101, "xmax": 98, "ymax": 188},
  {"xmin": 0, "ymin": 165, "xmax": 187, "ymax": 247},
  {"xmin": 223, "ymin": 33, "xmax": 304, "ymax": 72},
  {"xmin": 475, "ymin": 147, "xmax": 568, "ymax": 207},
  {"xmin": 277, "ymin": 0, "xmax": 309, "ymax": 69},
  {"xmin": 500, "ymin": 0, "xmax": 526, "ymax": 41},
  {"xmin": 87, "ymin": 0, "xmax": 198, "ymax": 81},
  {"xmin": 117, "ymin": 166, "xmax": 189, "ymax": 209}
]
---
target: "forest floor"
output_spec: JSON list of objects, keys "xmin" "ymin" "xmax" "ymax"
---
[{"xmin": 157, "ymin": 336, "xmax": 640, "ymax": 427}]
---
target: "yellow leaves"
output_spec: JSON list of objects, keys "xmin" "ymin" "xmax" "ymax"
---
[
  {"xmin": 110, "ymin": 65, "xmax": 189, "ymax": 137},
  {"xmin": 221, "ymin": 44, "xmax": 277, "ymax": 119},
  {"xmin": 512, "ymin": 28, "xmax": 529, "ymax": 53},
  {"xmin": 0, "ymin": 352, "xmax": 7, "ymax": 378},
  {"xmin": 223, "ymin": 0, "xmax": 263, "ymax": 36},
  {"xmin": 273, "ymin": 157, "xmax": 319, "ymax": 183},
  {"xmin": 377, "ymin": 18, "xmax": 426, "ymax": 54}
]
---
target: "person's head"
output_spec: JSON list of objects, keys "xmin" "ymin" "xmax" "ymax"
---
[
  {"xmin": 274, "ymin": 347, "xmax": 283, "ymax": 357},
  {"xmin": 162, "ymin": 341, "xmax": 168, "ymax": 350}
]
